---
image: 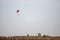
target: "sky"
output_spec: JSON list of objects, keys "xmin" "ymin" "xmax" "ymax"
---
[{"xmin": 0, "ymin": 0, "xmax": 60, "ymax": 36}]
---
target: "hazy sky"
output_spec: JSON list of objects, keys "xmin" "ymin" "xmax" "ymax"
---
[{"xmin": 0, "ymin": 0, "xmax": 60, "ymax": 36}]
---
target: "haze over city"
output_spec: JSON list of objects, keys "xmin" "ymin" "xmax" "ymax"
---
[{"xmin": 0, "ymin": 0, "xmax": 60, "ymax": 36}]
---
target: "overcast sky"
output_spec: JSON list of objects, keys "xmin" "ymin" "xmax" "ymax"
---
[{"xmin": 0, "ymin": 0, "xmax": 60, "ymax": 36}]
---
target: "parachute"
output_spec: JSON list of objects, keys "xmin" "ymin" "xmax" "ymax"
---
[
  {"xmin": 17, "ymin": 10, "xmax": 20, "ymax": 13},
  {"xmin": 16, "ymin": 9, "xmax": 23, "ymax": 15},
  {"xmin": 16, "ymin": 10, "xmax": 20, "ymax": 15}
]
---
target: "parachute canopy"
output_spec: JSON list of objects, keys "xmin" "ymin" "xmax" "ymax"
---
[
  {"xmin": 17, "ymin": 10, "xmax": 20, "ymax": 13},
  {"xmin": 16, "ymin": 9, "xmax": 23, "ymax": 15},
  {"xmin": 16, "ymin": 10, "xmax": 21, "ymax": 15}
]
